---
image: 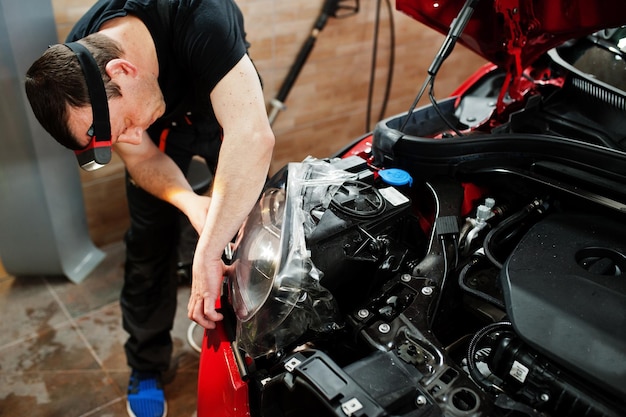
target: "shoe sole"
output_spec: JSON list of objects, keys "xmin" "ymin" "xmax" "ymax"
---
[{"xmin": 126, "ymin": 399, "xmax": 168, "ymax": 417}]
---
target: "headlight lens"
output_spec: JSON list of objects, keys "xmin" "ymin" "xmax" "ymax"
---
[
  {"xmin": 229, "ymin": 159, "xmax": 348, "ymax": 357},
  {"xmin": 231, "ymin": 188, "xmax": 285, "ymax": 321}
]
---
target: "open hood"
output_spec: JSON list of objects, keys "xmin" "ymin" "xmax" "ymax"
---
[{"xmin": 397, "ymin": 0, "xmax": 626, "ymax": 72}]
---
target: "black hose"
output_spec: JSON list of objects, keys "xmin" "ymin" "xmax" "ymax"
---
[
  {"xmin": 458, "ymin": 256, "xmax": 505, "ymax": 310},
  {"xmin": 483, "ymin": 199, "xmax": 548, "ymax": 269}
]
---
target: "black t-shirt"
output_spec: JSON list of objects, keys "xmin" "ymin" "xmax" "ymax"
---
[{"xmin": 67, "ymin": 0, "xmax": 249, "ymax": 131}]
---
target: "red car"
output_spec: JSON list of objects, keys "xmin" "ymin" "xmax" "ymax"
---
[{"xmin": 198, "ymin": 1, "xmax": 626, "ymax": 416}]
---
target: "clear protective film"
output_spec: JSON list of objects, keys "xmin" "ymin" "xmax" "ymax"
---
[{"xmin": 231, "ymin": 157, "xmax": 357, "ymax": 358}]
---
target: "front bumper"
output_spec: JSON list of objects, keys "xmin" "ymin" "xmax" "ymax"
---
[{"xmin": 197, "ymin": 319, "xmax": 250, "ymax": 417}]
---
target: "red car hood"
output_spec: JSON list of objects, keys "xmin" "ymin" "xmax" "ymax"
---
[{"xmin": 397, "ymin": 0, "xmax": 626, "ymax": 71}]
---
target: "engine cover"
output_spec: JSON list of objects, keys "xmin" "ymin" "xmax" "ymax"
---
[{"xmin": 501, "ymin": 213, "xmax": 626, "ymax": 398}]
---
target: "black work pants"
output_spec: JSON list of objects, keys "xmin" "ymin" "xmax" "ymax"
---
[{"xmin": 121, "ymin": 115, "xmax": 221, "ymax": 372}]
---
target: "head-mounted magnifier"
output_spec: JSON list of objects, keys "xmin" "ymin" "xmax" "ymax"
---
[{"xmin": 64, "ymin": 42, "xmax": 112, "ymax": 171}]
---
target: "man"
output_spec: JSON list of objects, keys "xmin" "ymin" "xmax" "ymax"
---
[{"xmin": 24, "ymin": 1, "xmax": 274, "ymax": 416}]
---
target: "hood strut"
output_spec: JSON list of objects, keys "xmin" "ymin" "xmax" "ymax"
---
[{"xmin": 400, "ymin": 0, "xmax": 480, "ymax": 132}]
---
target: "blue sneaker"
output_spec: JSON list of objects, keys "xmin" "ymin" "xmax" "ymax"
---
[{"xmin": 126, "ymin": 370, "xmax": 167, "ymax": 417}]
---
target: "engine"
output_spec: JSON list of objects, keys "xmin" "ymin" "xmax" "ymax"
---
[{"xmin": 230, "ymin": 152, "xmax": 626, "ymax": 417}]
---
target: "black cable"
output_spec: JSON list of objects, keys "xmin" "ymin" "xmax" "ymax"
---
[
  {"xmin": 365, "ymin": 0, "xmax": 382, "ymax": 132},
  {"xmin": 428, "ymin": 79, "xmax": 464, "ymax": 137},
  {"xmin": 378, "ymin": 0, "xmax": 395, "ymax": 121},
  {"xmin": 400, "ymin": 74, "xmax": 433, "ymax": 132},
  {"xmin": 427, "ymin": 235, "xmax": 450, "ymax": 329},
  {"xmin": 365, "ymin": 0, "xmax": 395, "ymax": 132}
]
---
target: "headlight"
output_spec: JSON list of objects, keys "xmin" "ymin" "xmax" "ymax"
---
[
  {"xmin": 231, "ymin": 187, "xmax": 285, "ymax": 321},
  {"xmin": 229, "ymin": 160, "xmax": 349, "ymax": 358}
]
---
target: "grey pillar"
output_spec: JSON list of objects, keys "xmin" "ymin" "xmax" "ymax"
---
[{"xmin": 0, "ymin": 0, "xmax": 105, "ymax": 283}]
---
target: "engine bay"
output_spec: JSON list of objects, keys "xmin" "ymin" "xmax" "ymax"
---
[
  {"xmin": 238, "ymin": 154, "xmax": 626, "ymax": 417},
  {"xmin": 223, "ymin": 31, "xmax": 626, "ymax": 417}
]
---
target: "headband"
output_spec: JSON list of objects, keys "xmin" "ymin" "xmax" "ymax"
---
[{"xmin": 64, "ymin": 41, "xmax": 112, "ymax": 171}]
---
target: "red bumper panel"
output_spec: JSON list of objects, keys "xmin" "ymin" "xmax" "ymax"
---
[{"xmin": 197, "ymin": 321, "xmax": 250, "ymax": 417}]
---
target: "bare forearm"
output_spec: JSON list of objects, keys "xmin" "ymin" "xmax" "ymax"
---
[
  {"xmin": 125, "ymin": 150, "xmax": 196, "ymax": 210},
  {"xmin": 195, "ymin": 128, "xmax": 273, "ymax": 259},
  {"xmin": 187, "ymin": 53, "xmax": 275, "ymax": 328}
]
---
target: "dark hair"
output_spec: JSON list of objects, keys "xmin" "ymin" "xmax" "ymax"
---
[{"xmin": 24, "ymin": 33, "xmax": 123, "ymax": 150}]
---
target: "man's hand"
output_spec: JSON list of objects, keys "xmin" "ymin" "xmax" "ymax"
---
[{"xmin": 188, "ymin": 257, "xmax": 227, "ymax": 329}]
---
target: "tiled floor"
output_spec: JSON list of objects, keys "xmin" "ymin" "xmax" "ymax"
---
[{"xmin": 0, "ymin": 241, "xmax": 202, "ymax": 417}]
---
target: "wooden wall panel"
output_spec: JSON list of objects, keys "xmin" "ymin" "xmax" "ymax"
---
[{"xmin": 50, "ymin": 0, "xmax": 486, "ymax": 246}]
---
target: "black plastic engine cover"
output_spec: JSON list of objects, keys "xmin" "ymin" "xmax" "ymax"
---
[{"xmin": 501, "ymin": 213, "xmax": 626, "ymax": 398}]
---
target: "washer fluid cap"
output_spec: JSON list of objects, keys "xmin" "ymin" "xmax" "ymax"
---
[{"xmin": 379, "ymin": 168, "xmax": 413, "ymax": 187}]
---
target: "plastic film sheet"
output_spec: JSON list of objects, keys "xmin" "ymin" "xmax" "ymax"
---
[{"xmin": 233, "ymin": 157, "xmax": 356, "ymax": 357}]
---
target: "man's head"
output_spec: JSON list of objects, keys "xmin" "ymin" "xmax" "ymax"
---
[{"xmin": 25, "ymin": 33, "xmax": 122, "ymax": 151}]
